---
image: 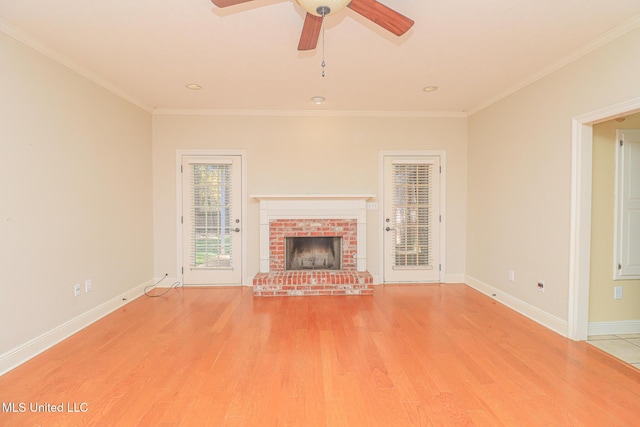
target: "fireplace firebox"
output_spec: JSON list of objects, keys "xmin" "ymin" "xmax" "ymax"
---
[{"xmin": 285, "ymin": 236, "xmax": 342, "ymax": 271}]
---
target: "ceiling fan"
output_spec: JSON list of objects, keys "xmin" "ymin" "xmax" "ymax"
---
[{"xmin": 211, "ymin": 0, "xmax": 414, "ymax": 51}]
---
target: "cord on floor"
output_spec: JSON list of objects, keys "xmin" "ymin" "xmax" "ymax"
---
[{"xmin": 144, "ymin": 273, "xmax": 183, "ymax": 297}]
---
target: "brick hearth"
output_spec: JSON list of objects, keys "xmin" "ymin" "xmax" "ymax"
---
[{"xmin": 253, "ymin": 271, "xmax": 374, "ymax": 296}]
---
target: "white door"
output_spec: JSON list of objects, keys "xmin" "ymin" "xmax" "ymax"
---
[
  {"xmin": 182, "ymin": 155, "xmax": 242, "ymax": 285},
  {"xmin": 615, "ymin": 129, "xmax": 640, "ymax": 279},
  {"xmin": 383, "ymin": 156, "xmax": 441, "ymax": 283}
]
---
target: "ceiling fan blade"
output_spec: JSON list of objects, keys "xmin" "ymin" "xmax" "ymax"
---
[
  {"xmin": 347, "ymin": 0, "xmax": 414, "ymax": 36},
  {"xmin": 211, "ymin": 0, "xmax": 256, "ymax": 7},
  {"xmin": 298, "ymin": 13, "xmax": 323, "ymax": 51}
]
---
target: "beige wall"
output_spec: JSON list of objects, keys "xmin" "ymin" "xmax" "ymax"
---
[
  {"xmin": 0, "ymin": 33, "xmax": 153, "ymax": 355},
  {"xmin": 152, "ymin": 114, "xmax": 468, "ymax": 283},
  {"xmin": 590, "ymin": 113, "xmax": 640, "ymax": 322},
  {"xmin": 467, "ymin": 27, "xmax": 640, "ymax": 326}
]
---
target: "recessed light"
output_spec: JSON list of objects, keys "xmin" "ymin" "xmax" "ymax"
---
[
  {"xmin": 186, "ymin": 83, "xmax": 202, "ymax": 90},
  {"xmin": 422, "ymin": 85, "xmax": 439, "ymax": 92},
  {"xmin": 311, "ymin": 96, "xmax": 325, "ymax": 104}
]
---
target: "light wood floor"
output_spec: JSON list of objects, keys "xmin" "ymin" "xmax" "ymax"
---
[{"xmin": 1, "ymin": 284, "xmax": 639, "ymax": 426}]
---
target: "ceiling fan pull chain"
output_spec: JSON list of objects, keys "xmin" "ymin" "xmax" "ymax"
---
[{"xmin": 321, "ymin": 7, "xmax": 326, "ymax": 77}]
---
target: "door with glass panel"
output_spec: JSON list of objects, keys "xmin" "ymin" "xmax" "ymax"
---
[
  {"xmin": 383, "ymin": 156, "xmax": 440, "ymax": 283},
  {"xmin": 182, "ymin": 156, "xmax": 242, "ymax": 285}
]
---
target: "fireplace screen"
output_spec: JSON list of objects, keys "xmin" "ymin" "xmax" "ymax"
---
[{"xmin": 285, "ymin": 237, "xmax": 342, "ymax": 271}]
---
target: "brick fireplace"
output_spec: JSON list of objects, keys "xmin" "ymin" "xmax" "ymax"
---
[{"xmin": 252, "ymin": 195, "xmax": 374, "ymax": 296}]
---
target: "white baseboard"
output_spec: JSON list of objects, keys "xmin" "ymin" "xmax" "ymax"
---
[
  {"xmin": 465, "ymin": 275, "xmax": 568, "ymax": 337},
  {"xmin": 445, "ymin": 273, "xmax": 465, "ymax": 283},
  {"xmin": 0, "ymin": 278, "xmax": 157, "ymax": 376},
  {"xmin": 588, "ymin": 320, "xmax": 640, "ymax": 336},
  {"xmin": 370, "ymin": 274, "xmax": 461, "ymax": 285}
]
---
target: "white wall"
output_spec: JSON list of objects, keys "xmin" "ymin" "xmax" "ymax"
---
[
  {"xmin": 152, "ymin": 114, "xmax": 467, "ymax": 284},
  {"xmin": 467, "ymin": 27, "xmax": 640, "ymax": 334},
  {"xmin": 0, "ymin": 33, "xmax": 153, "ymax": 360}
]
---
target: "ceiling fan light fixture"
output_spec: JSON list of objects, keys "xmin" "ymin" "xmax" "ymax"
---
[{"xmin": 295, "ymin": 0, "xmax": 351, "ymax": 16}]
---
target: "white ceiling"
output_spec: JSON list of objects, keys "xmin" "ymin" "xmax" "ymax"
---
[{"xmin": 2, "ymin": 0, "xmax": 640, "ymax": 113}]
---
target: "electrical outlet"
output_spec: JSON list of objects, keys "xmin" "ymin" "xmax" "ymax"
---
[
  {"xmin": 74, "ymin": 284, "xmax": 81, "ymax": 297},
  {"xmin": 85, "ymin": 279, "xmax": 92, "ymax": 293},
  {"xmin": 614, "ymin": 286, "xmax": 623, "ymax": 300},
  {"xmin": 508, "ymin": 270, "xmax": 515, "ymax": 282},
  {"xmin": 537, "ymin": 281, "xmax": 545, "ymax": 293}
]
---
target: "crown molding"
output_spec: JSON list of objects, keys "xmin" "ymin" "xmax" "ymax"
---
[
  {"xmin": 152, "ymin": 108, "xmax": 467, "ymax": 118},
  {"xmin": 467, "ymin": 13, "xmax": 640, "ymax": 116},
  {"xmin": 0, "ymin": 19, "xmax": 152, "ymax": 113}
]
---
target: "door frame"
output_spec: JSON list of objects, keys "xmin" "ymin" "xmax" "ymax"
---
[
  {"xmin": 569, "ymin": 97, "xmax": 640, "ymax": 340},
  {"xmin": 176, "ymin": 149, "xmax": 248, "ymax": 286},
  {"xmin": 378, "ymin": 150, "xmax": 446, "ymax": 283}
]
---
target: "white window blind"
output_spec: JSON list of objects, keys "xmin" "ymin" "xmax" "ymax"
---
[
  {"xmin": 392, "ymin": 162, "xmax": 433, "ymax": 269},
  {"xmin": 189, "ymin": 163, "xmax": 233, "ymax": 269}
]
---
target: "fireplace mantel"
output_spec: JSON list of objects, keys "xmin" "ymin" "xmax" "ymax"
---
[{"xmin": 253, "ymin": 194, "xmax": 374, "ymax": 273}]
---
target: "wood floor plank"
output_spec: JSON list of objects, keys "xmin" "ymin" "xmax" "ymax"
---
[
  {"xmin": 1, "ymin": 284, "xmax": 640, "ymax": 426},
  {"xmin": 336, "ymin": 372, "xmax": 372, "ymax": 427},
  {"xmin": 283, "ymin": 395, "xmax": 306, "ymax": 427}
]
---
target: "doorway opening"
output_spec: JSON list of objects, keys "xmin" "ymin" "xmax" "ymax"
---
[{"xmin": 570, "ymin": 97, "xmax": 640, "ymax": 340}]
